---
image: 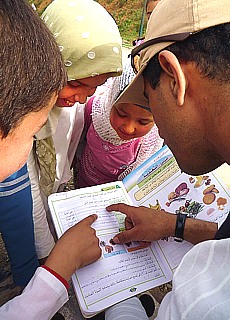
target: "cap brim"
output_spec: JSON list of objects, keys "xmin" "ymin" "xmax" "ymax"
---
[{"xmin": 114, "ymin": 63, "xmax": 149, "ymax": 108}]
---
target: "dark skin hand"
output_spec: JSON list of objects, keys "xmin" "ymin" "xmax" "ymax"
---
[{"xmin": 106, "ymin": 203, "xmax": 218, "ymax": 245}]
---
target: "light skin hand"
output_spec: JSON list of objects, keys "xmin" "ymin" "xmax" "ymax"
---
[
  {"xmin": 106, "ymin": 203, "xmax": 218, "ymax": 245},
  {"xmin": 45, "ymin": 214, "xmax": 101, "ymax": 281}
]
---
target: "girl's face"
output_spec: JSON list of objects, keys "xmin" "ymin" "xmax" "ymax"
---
[
  {"xmin": 110, "ymin": 103, "xmax": 154, "ymax": 140},
  {"xmin": 56, "ymin": 73, "xmax": 112, "ymax": 106}
]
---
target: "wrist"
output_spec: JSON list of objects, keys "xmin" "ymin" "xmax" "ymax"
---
[
  {"xmin": 45, "ymin": 252, "xmax": 78, "ymax": 283},
  {"xmin": 41, "ymin": 265, "xmax": 70, "ymax": 290},
  {"xmin": 163, "ymin": 212, "xmax": 177, "ymax": 238},
  {"xmin": 174, "ymin": 212, "xmax": 188, "ymax": 242}
]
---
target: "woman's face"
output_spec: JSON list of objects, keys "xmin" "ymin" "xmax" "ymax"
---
[
  {"xmin": 56, "ymin": 73, "xmax": 112, "ymax": 106},
  {"xmin": 110, "ymin": 103, "xmax": 154, "ymax": 140}
]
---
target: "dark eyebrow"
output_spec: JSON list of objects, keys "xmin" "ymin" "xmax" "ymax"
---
[
  {"xmin": 76, "ymin": 80, "xmax": 86, "ymax": 86},
  {"xmin": 70, "ymin": 78, "xmax": 106, "ymax": 88}
]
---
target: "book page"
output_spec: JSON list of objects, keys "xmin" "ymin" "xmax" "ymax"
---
[
  {"xmin": 49, "ymin": 181, "xmax": 131, "ymax": 238},
  {"xmin": 123, "ymin": 146, "xmax": 230, "ymax": 272},
  {"xmin": 48, "ymin": 181, "xmax": 172, "ymax": 317}
]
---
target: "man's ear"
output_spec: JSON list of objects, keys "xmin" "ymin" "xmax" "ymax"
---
[{"xmin": 158, "ymin": 50, "xmax": 186, "ymax": 106}]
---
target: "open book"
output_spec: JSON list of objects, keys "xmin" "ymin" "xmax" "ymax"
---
[{"xmin": 48, "ymin": 146, "xmax": 230, "ymax": 317}]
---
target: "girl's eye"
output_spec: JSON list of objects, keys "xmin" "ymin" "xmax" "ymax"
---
[{"xmin": 139, "ymin": 120, "xmax": 151, "ymax": 126}]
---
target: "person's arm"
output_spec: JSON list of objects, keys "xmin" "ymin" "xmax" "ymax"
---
[
  {"xmin": 106, "ymin": 203, "xmax": 217, "ymax": 245},
  {"xmin": 0, "ymin": 215, "xmax": 101, "ymax": 320},
  {"xmin": 183, "ymin": 213, "xmax": 217, "ymax": 243},
  {"xmin": 0, "ymin": 267, "xmax": 69, "ymax": 320}
]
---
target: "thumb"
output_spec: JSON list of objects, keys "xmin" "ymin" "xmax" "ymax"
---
[{"xmin": 112, "ymin": 228, "xmax": 137, "ymax": 244}]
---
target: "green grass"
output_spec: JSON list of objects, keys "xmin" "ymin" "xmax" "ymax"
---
[{"xmin": 98, "ymin": 0, "xmax": 147, "ymax": 45}]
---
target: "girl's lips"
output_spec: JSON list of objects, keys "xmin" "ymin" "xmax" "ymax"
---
[{"xmin": 118, "ymin": 129, "xmax": 135, "ymax": 140}]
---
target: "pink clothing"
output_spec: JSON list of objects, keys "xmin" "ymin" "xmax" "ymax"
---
[
  {"xmin": 76, "ymin": 98, "xmax": 162, "ymax": 187},
  {"xmin": 74, "ymin": 57, "xmax": 163, "ymax": 188},
  {"xmin": 78, "ymin": 120, "xmax": 141, "ymax": 187}
]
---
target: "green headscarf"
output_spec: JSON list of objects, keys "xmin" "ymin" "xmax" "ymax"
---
[
  {"xmin": 42, "ymin": 0, "xmax": 123, "ymax": 81},
  {"xmin": 35, "ymin": 0, "xmax": 123, "ymax": 196}
]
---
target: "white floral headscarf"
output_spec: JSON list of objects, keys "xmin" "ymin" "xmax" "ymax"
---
[
  {"xmin": 92, "ymin": 56, "xmax": 137, "ymax": 145},
  {"xmin": 91, "ymin": 57, "xmax": 164, "ymax": 179}
]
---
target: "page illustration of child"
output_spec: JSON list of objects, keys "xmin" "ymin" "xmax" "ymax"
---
[{"xmin": 73, "ymin": 57, "xmax": 164, "ymax": 188}]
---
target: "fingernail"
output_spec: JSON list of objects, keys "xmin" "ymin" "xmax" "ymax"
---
[{"xmin": 112, "ymin": 236, "xmax": 120, "ymax": 244}]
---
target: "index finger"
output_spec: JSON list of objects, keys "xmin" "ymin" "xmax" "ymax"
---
[{"xmin": 81, "ymin": 214, "xmax": 98, "ymax": 226}]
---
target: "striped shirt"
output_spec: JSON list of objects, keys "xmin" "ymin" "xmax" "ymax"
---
[
  {"xmin": 157, "ymin": 238, "xmax": 230, "ymax": 319},
  {"xmin": 0, "ymin": 163, "xmax": 38, "ymax": 286},
  {"xmin": 0, "ymin": 165, "xmax": 30, "ymax": 197}
]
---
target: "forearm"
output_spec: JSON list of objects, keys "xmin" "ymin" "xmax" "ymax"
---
[
  {"xmin": 157, "ymin": 211, "xmax": 218, "ymax": 244},
  {"xmin": 183, "ymin": 218, "xmax": 218, "ymax": 244},
  {"xmin": 45, "ymin": 250, "xmax": 77, "ymax": 282},
  {"xmin": 0, "ymin": 267, "xmax": 68, "ymax": 320}
]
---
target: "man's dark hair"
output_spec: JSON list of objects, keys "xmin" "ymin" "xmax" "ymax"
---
[
  {"xmin": 143, "ymin": 23, "xmax": 230, "ymax": 90},
  {"xmin": 0, "ymin": 0, "xmax": 67, "ymax": 138}
]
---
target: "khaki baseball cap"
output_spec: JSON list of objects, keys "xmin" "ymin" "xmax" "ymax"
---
[{"xmin": 116, "ymin": 0, "xmax": 230, "ymax": 108}]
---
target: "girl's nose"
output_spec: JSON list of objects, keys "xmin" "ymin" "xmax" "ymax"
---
[
  {"xmin": 74, "ymin": 93, "xmax": 87, "ymax": 104},
  {"xmin": 123, "ymin": 122, "xmax": 135, "ymax": 134},
  {"xmin": 74, "ymin": 87, "xmax": 96, "ymax": 104}
]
